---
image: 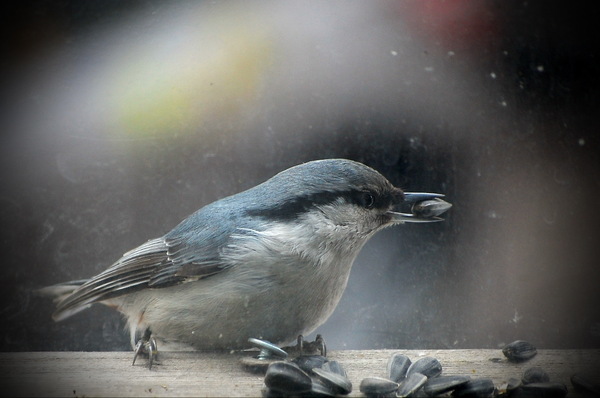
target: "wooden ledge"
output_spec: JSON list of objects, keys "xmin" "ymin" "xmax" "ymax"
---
[{"xmin": 1, "ymin": 350, "xmax": 599, "ymax": 397}]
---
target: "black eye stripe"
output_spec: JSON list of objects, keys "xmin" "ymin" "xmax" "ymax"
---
[
  {"xmin": 246, "ymin": 189, "xmax": 401, "ymax": 221},
  {"xmin": 349, "ymin": 190, "xmax": 398, "ymax": 209},
  {"xmin": 246, "ymin": 191, "xmax": 340, "ymax": 220}
]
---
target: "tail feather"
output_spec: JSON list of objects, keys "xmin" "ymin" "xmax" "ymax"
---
[{"xmin": 37, "ymin": 279, "xmax": 92, "ymax": 321}]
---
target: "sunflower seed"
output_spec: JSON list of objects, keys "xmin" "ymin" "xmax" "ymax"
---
[
  {"xmin": 291, "ymin": 355, "xmax": 329, "ymax": 373},
  {"xmin": 264, "ymin": 361, "xmax": 312, "ymax": 394},
  {"xmin": 452, "ymin": 378, "xmax": 495, "ymax": 398},
  {"xmin": 359, "ymin": 377, "xmax": 400, "ymax": 396},
  {"xmin": 522, "ymin": 367, "xmax": 550, "ymax": 384},
  {"xmin": 313, "ymin": 367, "xmax": 352, "ymax": 395},
  {"xmin": 423, "ymin": 375, "xmax": 471, "ymax": 396},
  {"xmin": 502, "ymin": 340, "xmax": 537, "ymax": 362},
  {"xmin": 510, "ymin": 382, "xmax": 567, "ymax": 398},
  {"xmin": 406, "ymin": 357, "xmax": 443, "ymax": 379},
  {"xmin": 387, "ymin": 353, "xmax": 412, "ymax": 383},
  {"xmin": 397, "ymin": 372, "xmax": 427, "ymax": 397}
]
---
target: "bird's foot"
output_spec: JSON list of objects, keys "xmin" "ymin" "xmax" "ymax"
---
[
  {"xmin": 241, "ymin": 335, "xmax": 328, "ymax": 373},
  {"xmin": 132, "ymin": 328, "xmax": 158, "ymax": 369},
  {"xmin": 284, "ymin": 334, "xmax": 327, "ymax": 357}
]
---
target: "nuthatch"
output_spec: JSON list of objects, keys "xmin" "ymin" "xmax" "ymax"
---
[{"xmin": 41, "ymin": 159, "xmax": 451, "ymax": 367}]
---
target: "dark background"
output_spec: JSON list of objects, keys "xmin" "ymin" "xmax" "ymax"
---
[{"xmin": 1, "ymin": 1, "xmax": 599, "ymax": 351}]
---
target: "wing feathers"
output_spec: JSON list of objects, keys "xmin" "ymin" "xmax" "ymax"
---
[
  {"xmin": 53, "ymin": 237, "xmax": 205, "ymax": 320},
  {"xmin": 52, "ymin": 222, "xmax": 239, "ymax": 321}
]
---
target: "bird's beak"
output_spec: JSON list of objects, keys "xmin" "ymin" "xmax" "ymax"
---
[{"xmin": 388, "ymin": 192, "xmax": 452, "ymax": 224}]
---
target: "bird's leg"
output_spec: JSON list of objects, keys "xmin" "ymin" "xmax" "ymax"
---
[
  {"xmin": 132, "ymin": 328, "xmax": 158, "ymax": 369},
  {"xmin": 296, "ymin": 334, "xmax": 304, "ymax": 353}
]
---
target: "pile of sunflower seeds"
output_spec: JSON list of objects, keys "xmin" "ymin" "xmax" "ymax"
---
[
  {"xmin": 263, "ymin": 355, "xmax": 352, "ymax": 396},
  {"xmin": 256, "ymin": 339, "xmax": 598, "ymax": 397},
  {"xmin": 358, "ymin": 340, "xmax": 569, "ymax": 398},
  {"xmin": 359, "ymin": 354, "xmax": 492, "ymax": 398}
]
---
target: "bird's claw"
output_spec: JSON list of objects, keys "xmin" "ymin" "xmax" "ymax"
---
[
  {"xmin": 132, "ymin": 329, "xmax": 158, "ymax": 369},
  {"xmin": 247, "ymin": 334, "xmax": 327, "ymax": 359},
  {"xmin": 242, "ymin": 335, "xmax": 328, "ymax": 373}
]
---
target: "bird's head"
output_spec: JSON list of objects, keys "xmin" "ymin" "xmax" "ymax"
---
[{"xmin": 244, "ymin": 159, "xmax": 451, "ymax": 239}]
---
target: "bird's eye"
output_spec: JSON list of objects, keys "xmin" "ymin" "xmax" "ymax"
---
[{"xmin": 361, "ymin": 192, "xmax": 375, "ymax": 209}]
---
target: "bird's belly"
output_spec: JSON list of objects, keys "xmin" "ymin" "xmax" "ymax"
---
[{"xmin": 121, "ymin": 260, "xmax": 353, "ymax": 350}]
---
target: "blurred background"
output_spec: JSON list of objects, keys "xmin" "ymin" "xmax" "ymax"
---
[{"xmin": 1, "ymin": 0, "xmax": 599, "ymax": 351}]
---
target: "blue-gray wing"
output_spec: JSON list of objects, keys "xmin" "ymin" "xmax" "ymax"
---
[{"xmin": 52, "ymin": 211, "xmax": 238, "ymax": 320}]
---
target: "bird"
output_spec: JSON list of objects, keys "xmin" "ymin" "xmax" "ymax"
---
[{"xmin": 41, "ymin": 158, "xmax": 451, "ymax": 367}]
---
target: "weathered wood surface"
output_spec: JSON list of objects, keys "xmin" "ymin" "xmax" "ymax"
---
[{"xmin": 1, "ymin": 350, "xmax": 599, "ymax": 397}]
